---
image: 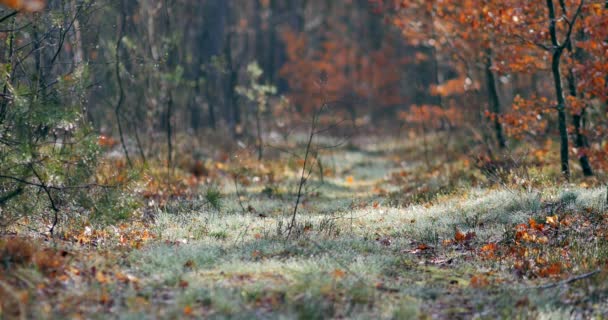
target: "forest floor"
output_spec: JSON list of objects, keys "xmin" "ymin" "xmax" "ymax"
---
[{"xmin": 2, "ymin": 133, "xmax": 608, "ymax": 319}]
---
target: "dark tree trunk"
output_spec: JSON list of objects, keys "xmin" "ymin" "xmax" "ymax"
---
[
  {"xmin": 558, "ymin": 0, "xmax": 592, "ymax": 176},
  {"xmin": 166, "ymin": 91, "xmax": 174, "ymax": 171},
  {"xmin": 566, "ymin": 55, "xmax": 593, "ymax": 176},
  {"xmin": 547, "ymin": 0, "xmax": 571, "ymax": 180},
  {"xmin": 224, "ymin": 33, "xmax": 242, "ymax": 137},
  {"xmin": 485, "ymin": 51, "xmax": 506, "ymax": 150}
]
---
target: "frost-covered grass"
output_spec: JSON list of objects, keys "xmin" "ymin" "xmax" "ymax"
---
[
  {"xmin": 126, "ymin": 148, "xmax": 608, "ymax": 319},
  {"xmin": 5, "ymin": 134, "xmax": 608, "ymax": 319}
]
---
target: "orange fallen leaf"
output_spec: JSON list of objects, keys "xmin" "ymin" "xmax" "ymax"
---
[
  {"xmin": 470, "ymin": 274, "xmax": 490, "ymax": 288},
  {"xmin": 455, "ymin": 229, "xmax": 476, "ymax": 243},
  {"xmin": 538, "ymin": 263, "xmax": 561, "ymax": 277},
  {"xmin": 417, "ymin": 243, "xmax": 430, "ymax": 251},
  {"xmin": 345, "ymin": 176, "xmax": 355, "ymax": 184},
  {"xmin": 331, "ymin": 269, "xmax": 346, "ymax": 279},
  {"xmin": 100, "ymin": 291, "xmax": 111, "ymax": 305},
  {"xmin": 481, "ymin": 243, "xmax": 497, "ymax": 252},
  {"xmin": 95, "ymin": 271, "xmax": 111, "ymax": 284},
  {"xmin": 183, "ymin": 305, "xmax": 193, "ymax": 316},
  {"xmin": 480, "ymin": 243, "xmax": 497, "ymax": 258},
  {"xmin": 529, "ymin": 218, "xmax": 545, "ymax": 232},
  {"xmin": 455, "ymin": 230, "xmax": 466, "ymax": 242}
]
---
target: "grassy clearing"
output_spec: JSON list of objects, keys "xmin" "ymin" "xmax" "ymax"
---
[{"xmin": 2, "ymin": 135, "xmax": 608, "ymax": 319}]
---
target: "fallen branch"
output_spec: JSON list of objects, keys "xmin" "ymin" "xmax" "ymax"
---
[{"xmin": 534, "ymin": 269, "xmax": 601, "ymax": 290}]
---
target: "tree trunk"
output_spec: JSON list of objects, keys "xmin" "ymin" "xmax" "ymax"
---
[
  {"xmin": 560, "ymin": 0, "xmax": 593, "ymax": 176},
  {"xmin": 166, "ymin": 91, "xmax": 174, "ymax": 171},
  {"xmin": 565, "ymin": 55, "xmax": 593, "ymax": 176},
  {"xmin": 485, "ymin": 51, "xmax": 506, "ymax": 149},
  {"xmin": 547, "ymin": 0, "xmax": 570, "ymax": 180}
]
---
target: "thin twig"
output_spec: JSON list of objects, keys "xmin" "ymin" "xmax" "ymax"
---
[{"xmin": 0, "ymin": 11, "xmax": 18, "ymax": 24}]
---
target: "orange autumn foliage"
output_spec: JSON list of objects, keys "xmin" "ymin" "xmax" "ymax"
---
[
  {"xmin": 0, "ymin": 0, "xmax": 45, "ymax": 11},
  {"xmin": 280, "ymin": 21, "xmax": 405, "ymax": 114}
]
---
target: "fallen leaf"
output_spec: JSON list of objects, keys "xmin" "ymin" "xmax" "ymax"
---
[
  {"xmin": 546, "ymin": 215, "xmax": 559, "ymax": 228},
  {"xmin": 455, "ymin": 229, "xmax": 476, "ymax": 243},
  {"xmin": 96, "ymin": 271, "xmax": 112, "ymax": 284},
  {"xmin": 345, "ymin": 176, "xmax": 355, "ymax": 185},
  {"xmin": 538, "ymin": 263, "xmax": 561, "ymax": 277},
  {"xmin": 331, "ymin": 269, "xmax": 346, "ymax": 279},
  {"xmin": 183, "ymin": 305, "xmax": 193, "ymax": 316},
  {"xmin": 470, "ymin": 274, "xmax": 490, "ymax": 288}
]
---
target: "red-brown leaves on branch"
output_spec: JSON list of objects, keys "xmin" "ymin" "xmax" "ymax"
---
[{"xmin": 0, "ymin": 0, "xmax": 45, "ymax": 12}]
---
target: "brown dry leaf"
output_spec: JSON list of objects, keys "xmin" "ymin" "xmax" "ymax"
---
[
  {"xmin": 529, "ymin": 218, "xmax": 545, "ymax": 232},
  {"xmin": 442, "ymin": 239, "xmax": 454, "ymax": 246},
  {"xmin": 480, "ymin": 243, "xmax": 497, "ymax": 258},
  {"xmin": 179, "ymin": 280, "xmax": 189, "ymax": 289},
  {"xmin": 331, "ymin": 269, "xmax": 346, "ymax": 279},
  {"xmin": 378, "ymin": 237, "xmax": 391, "ymax": 246},
  {"xmin": 99, "ymin": 291, "xmax": 111, "ymax": 305},
  {"xmin": 470, "ymin": 274, "xmax": 490, "ymax": 288},
  {"xmin": 405, "ymin": 243, "xmax": 432, "ymax": 254},
  {"xmin": 116, "ymin": 272, "xmax": 139, "ymax": 284},
  {"xmin": 95, "ymin": 271, "xmax": 111, "ymax": 284},
  {"xmin": 183, "ymin": 260, "xmax": 195, "ymax": 269},
  {"xmin": 455, "ymin": 230, "xmax": 466, "ymax": 242},
  {"xmin": 454, "ymin": 229, "xmax": 476, "ymax": 243},
  {"xmin": 538, "ymin": 263, "xmax": 562, "ymax": 278}
]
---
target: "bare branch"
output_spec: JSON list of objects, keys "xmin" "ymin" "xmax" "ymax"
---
[{"xmin": 0, "ymin": 10, "xmax": 18, "ymax": 25}]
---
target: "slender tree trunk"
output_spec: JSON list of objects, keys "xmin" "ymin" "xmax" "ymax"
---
[
  {"xmin": 70, "ymin": 0, "xmax": 84, "ymax": 67},
  {"xmin": 551, "ymin": 54, "xmax": 570, "ymax": 179},
  {"xmin": 565, "ymin": 57, "xmax": 593, "ymax": 176},
  {"xmin": 559, "ymin": 0, "xmax": 593, "ymax": 176},
  {"xmin": 255, "ymin": 104, "xmax": 263, "ymax": 160},
  {"xmin": 547, "ymin": 0, "xmax": 571, "ymax": 180},
  {"xmin": 485, "ymin": 51, "xmax": 506, "ymax": 149},
  {"xmin": 224, "ymin": 33, "xmax": 242, "ymax": 137},
  {"xmin": 203, "ymin": 68, "xmax": 216, "ymax": 129},
  {"xmin": 114, "ymin": 1, "xmax": 132, "ymax": 167},
  {"xmin": 166, "ymin": 91, "xmax": 173, "ymax": 171},
  {"xmin": 0, "ymin": 13, "xmax": 16, "ymax": 125}
]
